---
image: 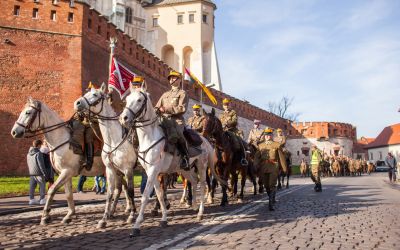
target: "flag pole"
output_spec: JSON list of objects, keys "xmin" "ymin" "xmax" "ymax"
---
[{"xmin": 108, "ymin": 37, "xmax": 117, "ymax": 91}]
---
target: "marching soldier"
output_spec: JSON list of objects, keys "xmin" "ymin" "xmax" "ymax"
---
[
  {"xmin": 155, "ymin": 70, "xmax": 190, "ymax": 170},
  {"xmin": 310, "ymin": 145, "xmax": 323, "ymax": 192},
  {"xmin": 247, "ymin": 119, "xmax": 263, "ymax": 147},
  {"xmin": 254, "ymin": 128, "xmax": 287, "ymax": 211},
  {"xmin": 187, "ymin": 104, "xmax": 205, "ymax": 133}
]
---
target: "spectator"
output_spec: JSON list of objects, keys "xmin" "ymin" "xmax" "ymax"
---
[
  {"xmin": 95, "ymin": 175, "xmax": 106, "ymax": 194},
  {"xmin": 385, "ymin": 152, "xmax": 397, "ymax": 182},
  {"xmin": 40, "ymin": 140, "xmax": 54, "ymax": 190},
  {"xmin": 77, "ymin": 175, "xmax": 87, "ymax": 193},
  {"xmin": 140, "ymin": 170, "xmax": 154, "ymax": 197},
  {"xmin": 27, "ymin": 139, "xmax": 48, "ymax": 205}
]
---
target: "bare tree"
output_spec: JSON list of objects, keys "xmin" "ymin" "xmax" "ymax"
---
[{"xmin": 267, "ymin": 95, "xmax": 300, "ymax": 122}]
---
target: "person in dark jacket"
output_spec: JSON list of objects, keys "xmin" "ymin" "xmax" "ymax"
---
[
  {"xmin": 40, "ymin": 140, "xmax": 54, "ymax": 190},
  {"xmin": 27, "ymin": 140, "xmax": 48, "ymax": 205}
]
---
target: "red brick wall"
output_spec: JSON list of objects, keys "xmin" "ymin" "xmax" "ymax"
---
[{"xmin": 289, "ymin": 122, "xmax": 356, "ymax": 140}]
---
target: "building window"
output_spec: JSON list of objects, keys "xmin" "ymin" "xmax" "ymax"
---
[
  {"xmin": 97, "ymin": 25, "xmax": 101, "ymax": 34},
  {"xmin": 379, "ymin": 151, "xmax": 382, "ymax": 160},
  {"xmin": 189, "ymin": 13, "xmax": 194, "ymax": 23},
  {"xmin": 370, "ymin": 152, "xmax": 373, "ymax": 160},
  {"xmin": 125, "ymin": 7, "xmax": 133, "ymax": 24},
  {"xmin": 106, "ymin": 31, "xmax": 110, "ymax": 40},
  {"xmin": 68, "ymin": 12, "xmax": 74, "ymax": 22},
  {"xmin": 152, "ymin": 18, "xmax": 158, "ymax": 27},
  {"xmin": 297, "ymin": 151, "xmax": 300, "ymax": 156},
  {"xmin": 14, "ymin": 5, "xmax": 20, "ymax": 16},
  {"xmin": 202, "ymin": 14, "xmax": 207, "ymax": 23},
  {"xmin": 69, "ymin": 0, "xmax": 75, "ymax": 8},
  {"xmin": 177, "ymin": 14, "xmax": 183, "ymax": 24},
  {"xmin": 50, "ymin": 10, "xmax": 56, "ymax": 21},
  {"xmin": 52, "ymin": 0, "xmax": 58, "ymax": 4},
  {"xmin": 32, "ymin": 8, "xmax": 39, "ymax": 19},
  {"xmin": 88, "ymin": 19, "xmax": 92, "ymax": 29}
]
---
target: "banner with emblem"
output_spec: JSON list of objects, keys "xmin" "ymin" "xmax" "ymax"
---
[
  {"xmin": 184, "ymin": 67, "xmax": 218, "ymax": 105},
  {"xmin": 108, "ymin": 57, "xmax": 136, "ymax": 99}
]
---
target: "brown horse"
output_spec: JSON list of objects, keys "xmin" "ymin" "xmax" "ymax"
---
[{"xmin": 202, "ymin": 108, "xmax": 256, "ymax": 206}]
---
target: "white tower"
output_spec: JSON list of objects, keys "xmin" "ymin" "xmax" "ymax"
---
[{"xmin": 143, "ymin": 0, "xmax": 222, "ymax": 91}]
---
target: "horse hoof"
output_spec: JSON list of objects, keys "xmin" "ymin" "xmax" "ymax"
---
[
  {"xmin": 151, "ymin": 210, "xmax": 158, "ymax": 217},
  {"xmin": 40, "ymin": 217, "xmax": 51, "ymax": 225},
  {"xmin": 197, "ymin": 214, "xmax": 203, "ymax": 221},
  {"xmin": 130, "ymin": 229, "xmax": 140, "ymax": 238},
  {"xmin": 97, "ymin": 220, "xmax": 107, "ymax": 229},
  {"xmin": 62, "ymin": 218, "xmax": 72, "ymax": 224},
  {"xmin": 160, "ymin": 221, "xmax": 168, "ymax": 228}
]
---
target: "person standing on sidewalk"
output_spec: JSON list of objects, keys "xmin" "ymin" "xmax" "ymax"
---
[
  {"xmin": 385, "ymin": 152, "xmax": 397, "ymax": 182},
  {"xmin": 310, "ymin": 145, "xmax": 323, "ymax": 192},
  {"xmin": 40, "ymin": 140, "xmax": 54, "ymax": 190},
  {"xmin": 27, "ymin": 140, "xmax": 49, "ymax": 205},
  {"xmin": 77, "ymin": 175, "xmax": 87, "ymax": 193}
]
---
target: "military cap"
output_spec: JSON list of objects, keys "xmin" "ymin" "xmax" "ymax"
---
[
  {"xmin": 132, "ymin": 76, "xmax": 144, "ymax": 83},
  {"xmin": 168, "ymin": 70, "xmax": 181, "ymax": 80},
  {"xmin": 263, "ymin": 128, "xmax": 274, "ymax": 135},
  {"xmin": 192, "ymin": 104, "xmax": 202, "ymax": 109},
  {"xmin": 222, "ymin": 98, "xmax": 231, "ymax": 105}
]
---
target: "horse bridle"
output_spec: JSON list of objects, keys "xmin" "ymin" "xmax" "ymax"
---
[
  {"xmin": 83, "ymin": 94, "xmax": 105, "ymax": 117},
  {"xmin": 16, "ymin": 101, "xmax": 42, "ymax": 133},
  {"xmin": 123, "ymin": 91, "xmax": 153, "ymax": 125}
]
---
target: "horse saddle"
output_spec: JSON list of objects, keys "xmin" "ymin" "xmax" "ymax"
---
[
  {"xmin": 183, "ymin": 128, "xmax": 203, "ymax": 147},
  {"xmin": 188, "ymin": 145, "xmax": 202, "ymax": 158}
]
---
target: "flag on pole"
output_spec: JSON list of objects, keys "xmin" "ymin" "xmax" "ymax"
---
[
  {"xmin": 108, "ymin": 57, "xmax": 136, "ymax": 99},
  {"xmin": 184, "ymin": 67, "xmax": 217, "ymax": 105}
]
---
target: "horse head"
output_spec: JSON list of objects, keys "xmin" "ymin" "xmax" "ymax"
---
[
  {"xmin": 74, "ymin": 83, "xmax": 107, "ymax": 115},
  {"xmin": 120, "ymin": 83, "xmax": 153, "ymax": 128},
  {"xmin": 202, "ymin": 108, "xmax": 222, "ymax": 139},
  {"xmin": 11, "ymin": 97, "xmax": 42, "ymax": 138}
]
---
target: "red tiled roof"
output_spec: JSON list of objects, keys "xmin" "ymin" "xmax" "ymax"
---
[{"xmin": 365, "ymin": 123, "xmax": 400, "ymax": 149}]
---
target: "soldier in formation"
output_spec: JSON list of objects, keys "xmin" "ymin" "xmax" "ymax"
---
[{"xmin": 187, "ymin": 104, "xmax": 205, "ymax": 133}]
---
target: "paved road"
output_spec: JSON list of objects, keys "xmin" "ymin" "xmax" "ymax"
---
[{"xmin": 0, "ymin": 173, "xmax": 399, "ymax": 250}]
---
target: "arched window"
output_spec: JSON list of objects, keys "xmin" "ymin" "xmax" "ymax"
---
[
  {"xmin": 182, "ymin": 46, "xmax": 193, "ymax": 70},
  {"xmin": 161, "ymin": 45, "xmax": 176, "ymax": 70},
  {"xmin": 125, "ymin": 7, "xmax": 133, "ymax": 24}
]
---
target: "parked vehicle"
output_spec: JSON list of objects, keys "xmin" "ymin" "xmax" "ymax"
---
[{"xmin": 375, "ymin": 160, "xmax": 390, "ymax": 172}]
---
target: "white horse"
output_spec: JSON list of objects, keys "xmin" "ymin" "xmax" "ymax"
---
[
  {"xmin": 74, "ymin": 83, "xmax": 138, "ymax": 228},
  {"xmin": 119, "ymin": 84, "xmax": 225, "ymax": 237},
  {"xmin": 10, "ymin": 98, "xmax": 110, "ymax": 225}
]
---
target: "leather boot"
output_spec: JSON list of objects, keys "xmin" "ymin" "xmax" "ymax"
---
[
  {"xmin": 177, "ymin": 139, "xmax": 190, "ymax": 171},
  {"xmin": 84, "ymin": 143, "xmax": 94, "ymax": 171},
  {"xmin": 272, "ymin": 190, "xmax": 276, "ymax": 204},
  {"xmin": 268, "ymin": 195, "xmax": 275, "ymax": 211}
]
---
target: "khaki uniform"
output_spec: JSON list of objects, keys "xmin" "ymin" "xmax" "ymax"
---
[
  {"xmin": 187, "ymin": 115, "xmax": 205, "ymax": 133},
  {"xmin": 254, "ymin": 140, "xmax": 287, "ymax": 193},
  {"xmin": 247, "ymin": 128, "xmax": 263, "ymax": 147},
  {"xmin": 310, "ymin": 149, "xmax": 322, "ymax": 186},
  {"xmin": 274, "ymin": 134, "xmax": 286, "ymax": 147},
  {"xmin": 220, "ymin": 109, "xmax": 243, "ymax": 137},
  {"xmin": 155, "ymin": 87, "xmax": 188, "ymax": 145}
]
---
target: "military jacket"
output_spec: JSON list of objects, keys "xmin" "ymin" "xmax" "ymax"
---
[
  {"xmin": 274, "ymin": 134, "xmax": 286, "ymax": 146},
  {"xmin": 220, "ymin": 109, "xmax": 238, "ymax": 130},
  {"xmin": 155, "ymin": 88, "xmax": 188, "ymax": 125},
  {"xmin": 247, "ymin": 128, "xmax": 263, "ymax": 146},
  {"xmin": 254, "ymin": 140, "xmax": 287, "ymax": 173},
  {"xmin": 187, "ymin": 115, "xmax": 205, "ymax": 133}
]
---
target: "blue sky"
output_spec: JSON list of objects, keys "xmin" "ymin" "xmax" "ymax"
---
[{"xmin": 214, "ymin": 0, "xmax": 400, "ymax": 138}]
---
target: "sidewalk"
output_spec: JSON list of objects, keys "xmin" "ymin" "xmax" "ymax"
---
[{"xmin": 0, "ymin": 185, "xmax": 184, "ymax": 216}]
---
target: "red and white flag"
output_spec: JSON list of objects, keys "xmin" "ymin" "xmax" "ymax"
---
[{"xmin": 108, "ymin": 57, "xmax": 136, "ymax": 99}]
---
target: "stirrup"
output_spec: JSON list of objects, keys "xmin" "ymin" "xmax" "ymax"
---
[{"xmin": 240, "ymin": 158, "xmax": 248, "ymax": 167}]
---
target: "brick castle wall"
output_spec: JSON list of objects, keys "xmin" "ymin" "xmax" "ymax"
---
[{"xmin": 0, "ymin": 0, "xmax": 355, "ymax": 174}]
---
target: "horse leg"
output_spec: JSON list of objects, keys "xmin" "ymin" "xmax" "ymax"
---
[
  {"xmin": 238, "ymin": 169, "xmax": 246, "ymax": 203},
  {"xmin": 110, "ymin": 175, "xmax": 123, "ymax": 217},
  {"xmin": 208, "ymin": 177, "xmax": 217, "ymax": 204},
  {"xmin": 125, "ymin": 169, "xmax": 136, "ymax": 225},
  {"xmin": 131, "ymin": 169, "xmax": 157, "ymax": 237},
  {"xmin": 153, "ymin": 177, "xmax": 168, "ymax": 228},
  {"xmin": 186, "ymin": 181, "xmax": 193, "ymax": 207},
  {"xmin": 98, "ymin": 167, "xmax": 116, "ymax": 229},
  {"xmin": 41, "ymin": 169, "xmax": 72, "ymax": 225},
  {"xmin": 181, "ymin": 170, "xmax": 197, "ymax": 211},
  {"xmin": 286, "ymin": 173, "xmax": 289, "ymax": 189},
  {"xmin": 62, "ymin": 179, "xmax": 75, "ymax": 224},
  {"xmin": 180, "ymin": 176, "xmax": 187, "ymax": 204},
  {"xmin": 196, "ymin": 162, "xmax": 207, "ymax": 221},
  {"xmin": 277, "ymin": 171, "xmax": 282, "ymax": 190}
]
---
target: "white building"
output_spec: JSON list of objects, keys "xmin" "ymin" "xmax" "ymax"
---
[
  {"xmin": 365, "ymin": 123, "xmax": 400, "ymax": 164},
  {"xmin": 83, "ymin": 0, "xmax": 222, "ymax": 91}
]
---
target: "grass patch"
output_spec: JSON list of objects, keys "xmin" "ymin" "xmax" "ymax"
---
[
  {"xmin": 291, "ymin": 165, "xmax": 300, "ymax": 175},
  {"xmin": 0, "ymin": 172, "xmax": 143, "ymax": 198}
]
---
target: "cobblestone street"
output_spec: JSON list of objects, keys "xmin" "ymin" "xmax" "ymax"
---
[{"xmin": 0, "ymin": 174, "xmax": 399, "ymax": 250}]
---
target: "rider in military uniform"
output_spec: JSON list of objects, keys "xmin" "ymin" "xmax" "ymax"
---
[
  {"xmin": 155, "ymin": 71, "xmax": 190, "ymax": 170},
  {"xmin": 310, "ymin": 145, "xmax": 323, "ymax": 192},
  {"xmin": 247, "ymin": 119, "xmax": 263, "ymax": 148},
  {"xmin": 254, "ymin": 128, "xmax": 287, "ymax": 211},
  {"xmin": 220, "ymin": 98, "xmax": 244, "ymax": 138},
  {"xmin": 187, "ymin": 104, "xmax": 205, "ymax": 133}
]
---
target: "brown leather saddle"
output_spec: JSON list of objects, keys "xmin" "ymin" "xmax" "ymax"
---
[{"xmin": 183, "ymin": 128, "xmax": 203, "ymax": 147}]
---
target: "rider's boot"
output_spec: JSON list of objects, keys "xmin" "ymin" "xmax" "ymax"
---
[
  {"xmin": 84, "ymin": 143, "xmax": 94, "ymax": 171},
  {"xmin": 272, "ymin": 190, "xmax": 277, "ymax": 204},
  {"xmin": 177, "ymin": 139, "xmax": 190, "ymax": 171},
  {"xmin": 268, "ymin": 193, "xmax": 275, "ymax": 211}
]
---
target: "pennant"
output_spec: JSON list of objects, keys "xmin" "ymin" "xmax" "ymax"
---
[
  {"xmin": 184, "ymin": 67, "xmax": 218, "ymax": 105},
  {"xmin": 108, "ymin": 57, "xmax": 136, "ymax": 99}
]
